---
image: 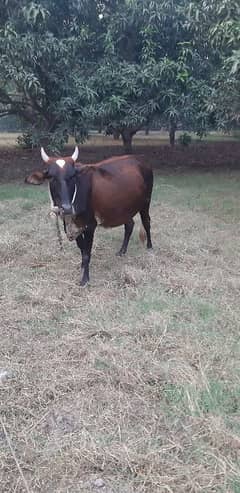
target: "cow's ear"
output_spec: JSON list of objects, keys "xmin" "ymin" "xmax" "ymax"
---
[
  {"xmin": 74, "ymin": 168, "xmax": 92, "ymax": 215},
  {"xmin": 25, "ymin": 170, "xmax": 47, "ymax": 185}
]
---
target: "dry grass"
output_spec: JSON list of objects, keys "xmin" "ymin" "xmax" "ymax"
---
[{"xmin": 1, "ymin": 171, "xmax": 240, "ymax": 492}]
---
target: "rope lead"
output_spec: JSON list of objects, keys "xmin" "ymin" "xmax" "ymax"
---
[{"xmin": 55, "ymin": 214, "xmax": 63, "ymax": 251}]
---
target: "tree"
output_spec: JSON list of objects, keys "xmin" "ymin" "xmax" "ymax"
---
[
  {"xmin": 1, "ymin": 0, "xmax": 236, "ymax": 152},
  {"xmin": 186, "ymin": 0, "xmax": 240, "ymax": 131},
  {"xmin": 89, "ymin": 0, "xmax": 187, "ymax": 149},
  {"xmin": 0, "ymin": 0, "xmax": 103, "ymax": 148},
  {"xmin": 89, "ymin": 0, "xmax": 218, "ymax": 151}
]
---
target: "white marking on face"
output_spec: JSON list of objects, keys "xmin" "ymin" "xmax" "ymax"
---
[{"xmin": 56, "ymin": 159, "xmax": 66, "ymax": 168}]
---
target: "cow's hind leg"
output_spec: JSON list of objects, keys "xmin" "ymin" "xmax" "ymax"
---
[
  {"xmin": 116, "ymin": 219, "xmax": 134, "ymax": 256},
  {"xmin": 140, "ymin": 206, "xmax": 152, "ymax": 249},
  {"xmin": 76, "ymin": 223, "xmax": 96, "ymax": 286}
]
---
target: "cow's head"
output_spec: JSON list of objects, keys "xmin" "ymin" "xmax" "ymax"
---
[{"xmin": 25, "ymin": 147, "xmax": 79, "ymax": 216}]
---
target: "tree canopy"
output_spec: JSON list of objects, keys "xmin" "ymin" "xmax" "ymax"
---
[
  {"xmin": 0, "ymin": 0, "xmax": 102, "ymax": 148},
  {"xmin": 0, "ymin": 0, "xmax": 239, "ymax": 151}
]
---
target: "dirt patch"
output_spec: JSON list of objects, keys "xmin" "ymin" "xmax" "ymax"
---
[{"xmin": 1, "ymin": 141, "xmax": 240, "ymax": 183}]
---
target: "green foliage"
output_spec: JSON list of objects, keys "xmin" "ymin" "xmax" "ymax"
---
[
  {"xmin": 0, "ymin": 0, "xmax": 102, "ymax": 149},
  {"xmin": 88, "ymin": 0, "xmax": 216, "ymax": 148},
  {"xmin": 17, "ymin": 131, "xmax": 36, "ymax": 149},
  {"xmin": 178, "ymin": 132, "xmax": 192, "ymax": 147},
  {"xmin": 187, "ymin": 0, "xmax": 240, "ymax": 131},
  {"xmin": 0, "ymin": 0, "xmax": 239, "ymax": 150}
]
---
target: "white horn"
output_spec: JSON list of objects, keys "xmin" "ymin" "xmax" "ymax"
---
[
  {"xmin": 71, "ymin": 146, "xmax": 79, "ymax": 162},
  {"xmin": 41, "ymin": 147, "xmax": 50, "ymax": 163}
]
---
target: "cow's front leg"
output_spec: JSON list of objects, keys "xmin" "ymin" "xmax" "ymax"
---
[{"xmin": 76, "ymin": 222, "xmax": 96, "ymax": 286}]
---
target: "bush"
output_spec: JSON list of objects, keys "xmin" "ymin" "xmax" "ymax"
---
[
  {"xmin": 17, "ymin": 129, "xmax": 70, "ymax": 151},
  {"xmin": 178, "ymin": 132, "xmax": 192, "ymax": 147},
  {"xmin": 17, "ymin": 131, "xmax": 36, "ymax": 149}
]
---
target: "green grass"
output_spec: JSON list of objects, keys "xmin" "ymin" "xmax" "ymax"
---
[
  {"xmin": 153, "ymin": 172, "xmax": 240, "ymax": 222},
  {"xmin": 163, "ymin": 381, "xmax": 240, "ymax": 416},
  {"xmin": 232, "ymin": 480, "xmax": 240, "ymax": 493},
  {"xmin": 0, "ymin": 182, "xmax": 48, "ymax": 201}
]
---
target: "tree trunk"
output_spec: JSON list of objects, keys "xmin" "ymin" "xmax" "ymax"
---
[
  {"xmin": 121, "ymin": 129, "xmax": 134, "ymax": 153},
  {"xmin": 98, "ymin": 119, "xmax": 103, "ymax": 133},
  {"xmin": 169, "ymin": 119, "xmax": 176, "ymax": 147},
  {"xmin": 113, "ymin": 128, "xmax": 120, "ymax": 140}
]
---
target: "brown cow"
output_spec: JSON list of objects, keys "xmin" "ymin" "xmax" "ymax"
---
[{"xmin": 25, "ymin": 147, "xmax": 153, "ymax": 285}]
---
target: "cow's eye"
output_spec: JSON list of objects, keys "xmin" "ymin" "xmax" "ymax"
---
[
  {"xmin": 45, "ymin": 167, "xmax": 56, "ymax": 179},
  {"xmin": 43, "ymin": 168, "xmax": 50, "ymax": 178}
]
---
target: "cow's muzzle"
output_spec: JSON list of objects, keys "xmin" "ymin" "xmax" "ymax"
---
[{"xmin": 60, "ymin": 204, "xmax": 73, "ymax": 216}]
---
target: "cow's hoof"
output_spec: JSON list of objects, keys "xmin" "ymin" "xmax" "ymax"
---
[
  {"xmin": 80, "ymin": 278, "xmax": 89, "ymax": 287},
  {"xmin": 116, "ymin": 250, "xmax": 126, "ymax": 257}
]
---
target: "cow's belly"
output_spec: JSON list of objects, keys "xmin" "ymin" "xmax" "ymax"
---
[{"xmin": 94, "ymin": 202, "xmax": 144, "ymax": 228}]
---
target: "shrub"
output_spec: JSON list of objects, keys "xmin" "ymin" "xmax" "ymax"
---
[{"xmin": 178, "ymin": 132, "xmax": 192, "ymax": 147}]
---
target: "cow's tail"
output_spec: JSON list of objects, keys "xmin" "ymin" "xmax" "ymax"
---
[{"xmin": 139, "ymin": 226, "xmax": 146, "ymax": 244}]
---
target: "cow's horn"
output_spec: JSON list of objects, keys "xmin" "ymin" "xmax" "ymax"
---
[
  {"xmin": 71, "ymin": 146, "xmax": 79, "ymax": 162},
  {"xmin": 41, "ymin": 147, "xmax": 50, "ymax": 163}
]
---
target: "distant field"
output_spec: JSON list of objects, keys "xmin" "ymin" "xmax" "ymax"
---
[
  {"xmin": 0, "ymin": 129, "xmax": 239, "ymax": 149},
  {"xmin": 1, "ymin": 170, "xmax": 240, "ymax": 492}
]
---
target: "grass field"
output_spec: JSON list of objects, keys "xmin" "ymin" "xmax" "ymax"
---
[{"xmin": 1, "ymin": 169, "xmax": 240, "ymax": 492}]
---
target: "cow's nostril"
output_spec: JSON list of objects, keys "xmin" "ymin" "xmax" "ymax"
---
[{"xmin": 61, "ymin": 204, "xmax": 72, "ymax": 215}]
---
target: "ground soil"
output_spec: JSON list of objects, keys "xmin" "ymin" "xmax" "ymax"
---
[{"xmin": 0, "ymin": 141, "xmax": 240, "ymax": 183}]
